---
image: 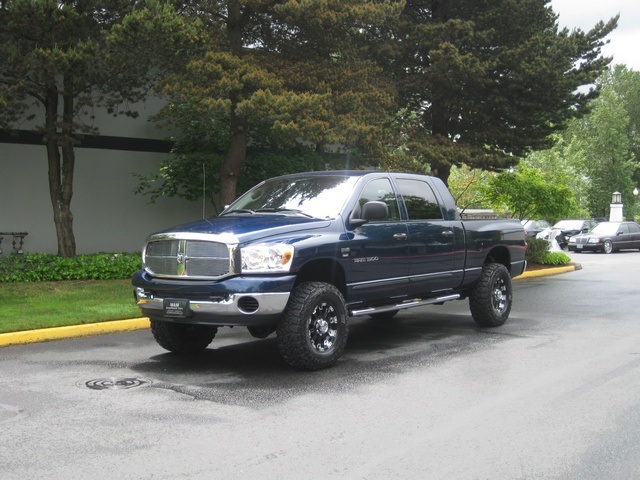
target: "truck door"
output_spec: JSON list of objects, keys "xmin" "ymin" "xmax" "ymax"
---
[
  {"xmin": 395, "ymin": 177, "xmax": 460, "ymax": 295},
  {"xmin": 347, "ymin": 177, "xmax": 410, "ymax": 304}
]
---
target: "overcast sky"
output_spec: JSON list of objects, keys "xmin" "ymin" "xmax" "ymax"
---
[{"xmin": 550, "ymin": 0, "xmax": 640, "ymax": 71}]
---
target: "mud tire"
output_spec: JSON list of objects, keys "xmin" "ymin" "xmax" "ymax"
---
[
  {"xmin": 150, "ymin": 319, "xmax": 217, "ymax": 354},
  {"xmin": 469, "ymin": 263, "xmax": 512, "ymax": 327},
  {"xmin": 277, "ymin": 282, "xmax": 349, "ymax": 370}
]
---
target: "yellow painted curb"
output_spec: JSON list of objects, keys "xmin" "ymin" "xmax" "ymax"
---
[
  {"xmin": 0, "ymin": 318, "xmax": 150, "ymax": 348},
  {"xmin": 516, "ymin": 264, "xmax": 578, "ymax": 280}
]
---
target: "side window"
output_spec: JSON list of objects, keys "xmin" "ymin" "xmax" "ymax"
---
[
  {"xmin": 396, "ymin": 179, "xmax": 443, "ymax": 220},
  {"xmin": 629, "ymin": 223, "xmax": 640, "ymax": 233},
  {"xmin": 620, "ymin": 224, "xmax": 630, "ymax": 234},
  {"xmin": 357, "ymin": 178, "xmax": 400, "ymax": 221}
]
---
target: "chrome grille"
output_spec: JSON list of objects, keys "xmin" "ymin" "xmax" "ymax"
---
[
  {"xmin": 574, "ymin": 237, "xmax": 589, "ymax": 245},
  {"xmin": 144, "ymin": 239, "xmax": 231, "ymax": 278}
]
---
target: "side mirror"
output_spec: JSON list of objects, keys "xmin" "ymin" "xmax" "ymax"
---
[{"xmin": 350, "ymin": 201, "xmax": 388, "ymax": 226}]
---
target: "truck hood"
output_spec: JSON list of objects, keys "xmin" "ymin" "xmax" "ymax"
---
[{"xmin": 150, "ymin": 214, "xmax": 333, "ymax": 244}]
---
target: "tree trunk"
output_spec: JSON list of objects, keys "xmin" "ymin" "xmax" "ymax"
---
[
  {"xmin": 219, "ymin": 0, "xmax": 249, "ymax": 206},
  {"xmin": 44, "ymin": 80, "xmax": 76, "ymax": 257},
  {"xmin": 220, "ymin": 111, "xmax": 248, "ymax": 206}
]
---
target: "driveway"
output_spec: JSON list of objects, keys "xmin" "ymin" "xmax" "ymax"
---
[{"xmin": 1, "ymin": 251, "xmax": 639, "ymax": 479}]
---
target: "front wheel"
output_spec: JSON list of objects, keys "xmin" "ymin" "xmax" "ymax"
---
[
  {"xmin": 277, "ymin": 282, "xmax": 349, "ymax": 370},
  {"xmin": 602, "ymin": 240, "xmax": 614, "ymax": 254},
  {"xmin": 150, "ymin": 319, "xmax": 217, "ymax": 354},
  {"xmin": 469, "ymin": 263, "xmax": 513, "ymax": 327}
]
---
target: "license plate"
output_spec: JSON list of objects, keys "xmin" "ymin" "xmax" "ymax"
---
[
  {"xmin": 163, "ymin": 299, "xmax": 190, "ymax": 318},
  {"xmin": 577, "ymin": 244, "xmax": 583, "ymax": 249}
]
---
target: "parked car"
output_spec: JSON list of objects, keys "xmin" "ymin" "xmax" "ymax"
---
[
  {"xmin": 539, "ymin": 219, "xmax": 599, "ymax": 249},
  {"xmin": 568, "ymin": 221, "xmax": 640, "ymax": 253},
  {"xmin": 521, "ymin": 219, "xmax": 551, "ymax": 238}
]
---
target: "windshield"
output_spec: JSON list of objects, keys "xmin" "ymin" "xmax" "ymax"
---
[
  {"xmin": 590, "ymin": 223, "xmax": 620, "ymax": 235},
  {"xmin": 223, "ymin": 175, "xmax": 359, "ymax": 219}
]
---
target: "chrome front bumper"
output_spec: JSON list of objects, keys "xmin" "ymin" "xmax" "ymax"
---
[{"xmin": 135, "ymin": 288, "xmax": 290, "ymax": 320}]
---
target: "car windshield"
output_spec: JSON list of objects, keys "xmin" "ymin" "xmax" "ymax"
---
[
  {"xmin": 553, "ymin": 220, "xmax": 586, "ymax": 230},
  {"xmin": 223, "ymin": 175, "xmax": 359, "ymax": 219},
  {"xmin": 590, "ymin": 223, "xmax": 620, "ymax": 235}
]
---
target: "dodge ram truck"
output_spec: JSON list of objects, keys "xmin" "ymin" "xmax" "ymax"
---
[{"xmin": 133, "ymin": 171, "xmax": 527, "ymax": 369}]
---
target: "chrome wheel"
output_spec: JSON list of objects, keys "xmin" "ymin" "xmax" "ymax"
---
[
  {"xmin": 307, "ymin": 302, "xmax": 339, "ymax": 353},
  {"xmin": 491, "ymin": 277, "xmax": 509, "ymax": 314},
  {"xmin": 603, "ymin": 240, "xmax": 613, "ymax": 254}
]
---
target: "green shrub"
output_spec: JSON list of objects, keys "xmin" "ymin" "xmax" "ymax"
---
[
  {"xmin": 0, "ymin": 252, "xmax": 142, "ymax": 282},
  {"xmin": 525, "ymin": 237, "xmax": 550, "ymax": 264},
  {"xmin": 538, "ymin": 251, "xmax": 572, "ymax": 266}
]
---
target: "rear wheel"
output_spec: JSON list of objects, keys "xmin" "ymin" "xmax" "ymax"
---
[
  {"xmin": 469, "ymin": 263, "xmax": 512, "ymax": 327},
  {"xmin": 277, "ymin": 282, "xmax": 349, "ymax": 370},
  {"xmin": 150, "ymin": 319, "xmax": 217, "ymax": 353}
]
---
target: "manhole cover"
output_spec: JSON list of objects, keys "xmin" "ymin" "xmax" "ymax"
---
[{"xmin": 77, "ymin": 377, "xmax": 151, "ymax": 390}]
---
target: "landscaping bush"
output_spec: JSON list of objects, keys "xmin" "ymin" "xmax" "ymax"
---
[
  {"xmin": 0, "ymin": 252, "xmax": 142, "ymax": 282},
  {"xmin": 525, "ymin": 237, "xmax": 550, "ymax": 264},
  {"xmin": 537, "ymin": 251, "xmax": 572, "ymax": 266}
]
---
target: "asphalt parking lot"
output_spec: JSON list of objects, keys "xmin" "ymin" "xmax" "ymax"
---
[{"xmin": 2, "ymin": 251, "xmax": 639, "ymax": 479}]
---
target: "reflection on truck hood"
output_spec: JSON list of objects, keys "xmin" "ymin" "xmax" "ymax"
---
[{"xmin": 151, "ymin": 214, "xmax": 333, "ymax": 243}]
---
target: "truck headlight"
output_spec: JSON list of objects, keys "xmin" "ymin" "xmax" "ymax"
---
[{"xmin": 241, "ymin": 244, "xmax": 294, "ymax": 273}]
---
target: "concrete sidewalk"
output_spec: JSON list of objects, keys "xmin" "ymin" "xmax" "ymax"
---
[{"xmin": 0, "ymin": 264, "xmax": 578, "ymax": 348}]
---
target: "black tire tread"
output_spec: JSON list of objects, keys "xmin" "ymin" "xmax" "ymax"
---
[
  {"xmin": 469, "ymin": 263, "xmax": 512, "ymax": 327},
  {"xmin": 150, "ymin": 319, "xmax": 217, "ymax": 354},
  {"xmin": 277, "ymin": 282, "xmax": 348, "ymax": 370}
]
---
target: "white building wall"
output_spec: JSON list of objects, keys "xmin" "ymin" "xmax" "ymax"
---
[{"xmin": 0, "ymin": 100, "xmax": 210, "ymax": 255}]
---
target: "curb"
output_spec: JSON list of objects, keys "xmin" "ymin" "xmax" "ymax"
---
[
  {"xmin": 0, "ymin": 318, "xmax": 150, "ymax": 348},
  {"xmin": 515, "ymin": 263, "xmax": 580, "ymax": 280},
  {"xmin": 0, "ymin": 264, "xmax": 579, "ymax": 348}
]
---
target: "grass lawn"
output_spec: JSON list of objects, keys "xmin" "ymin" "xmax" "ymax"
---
[{"xmin": 0, "ymin": 280, "xmax": 142, "ymax": 334}]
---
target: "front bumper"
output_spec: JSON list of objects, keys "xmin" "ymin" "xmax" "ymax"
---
[
  {"xmin": 132, "ymin": 270, "xmax": 295, "ymax": 326},
  {"xmin": 568, "ymin": 243, "xmax": 601, "ymax": 252},
  {"xmin": 135, "ymin": 289, "xmax": 290, "ymax": 326}
]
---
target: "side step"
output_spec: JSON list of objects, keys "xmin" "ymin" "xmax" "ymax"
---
[{"xmin": 349, "ymin": 293, "xmax": 461, "ymax": 317}]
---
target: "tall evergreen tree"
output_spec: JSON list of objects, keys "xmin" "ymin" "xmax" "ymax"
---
[
  {"xmin": 156, "ymin": 0, "xmax": 402, "ymax": 206},
  {"xmin": 387, "ymin": 0, "xmax": 617, "ymax": 184}
]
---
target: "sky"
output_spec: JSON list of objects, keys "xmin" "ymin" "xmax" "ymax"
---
[{"xmin": 551, "ymin": 0, "xmax": 640, "ymax": 71}]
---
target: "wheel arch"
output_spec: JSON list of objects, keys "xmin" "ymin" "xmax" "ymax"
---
[
  {"xmin": 293, "ymin": 258, "xmax": 347, "ymax": 297},
  {"xmin": 485, "ymin": 245, "xmax": 511, "ymax": 270}
]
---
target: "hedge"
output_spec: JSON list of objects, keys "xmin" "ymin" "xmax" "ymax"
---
[
  {"xmin": 525, "ymin": 237, "xmax": 571, "ymax": 266},
  {"xmin": 0, "ymin": 252, "xmax": 142, "ymax": 282}
]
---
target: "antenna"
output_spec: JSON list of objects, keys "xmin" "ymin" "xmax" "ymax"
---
[{"xmin": 202, "ymin": 162, "xmax": 206, "ymax": 219}]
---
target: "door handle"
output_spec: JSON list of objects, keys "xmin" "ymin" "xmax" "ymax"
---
[
  {"xmin": 393, "ymin": 233, "xmax": 408, "ymax": 240},
  {"xmin": 441, "ymin": 230, "xmax": 454, "ymax": 237}
]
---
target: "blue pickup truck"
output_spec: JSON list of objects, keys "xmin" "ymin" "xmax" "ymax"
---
[{"xmin": 133, "ymin": 171, "xmax": 526, "ymax": 369}]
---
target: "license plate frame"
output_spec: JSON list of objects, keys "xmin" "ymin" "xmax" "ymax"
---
[{"xmin": 163, "ymin": 298, "xmax": 190, "ymax": 318}]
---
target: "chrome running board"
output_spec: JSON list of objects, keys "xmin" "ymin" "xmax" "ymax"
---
[{"xmin": 350, "ymin": 294, "xmax": 461, "ymax": 317}]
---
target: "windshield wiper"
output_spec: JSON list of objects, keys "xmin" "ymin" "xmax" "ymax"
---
[
  {"xmin": 254, "ymin": 208, "xmax": 315, "ymax": 218},
  {"xmin": 220, "ymin": 209, "xmax": 255, "ymax": 216}
]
